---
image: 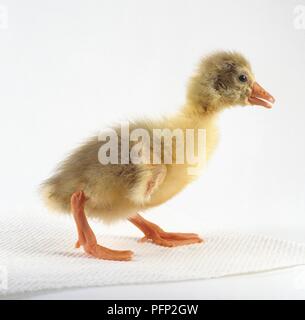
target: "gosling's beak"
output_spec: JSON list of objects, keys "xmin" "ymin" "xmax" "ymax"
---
[{"xmin": 248, "ymin": 82, "xmax": 275, "ymax": 109}]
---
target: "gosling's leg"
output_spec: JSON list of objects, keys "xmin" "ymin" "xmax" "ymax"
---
[
  {"xmin": 71, "ymin": 191, "xmax": 133, "ymax": 261},
  {"xmin": 128, "ymin": 213, "xmax": 203, "ymax": 247}
]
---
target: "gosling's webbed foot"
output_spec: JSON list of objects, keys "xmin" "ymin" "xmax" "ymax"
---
[
  {"xmin": 140, "ymin": 231, "xmax": 203, "ymax": 247},
  {"xmin": 71, "ymin": 191, "xmax": 134, "ymax": 261},
  {"xmin": 83, "ymin": 243, "xmax": 133, "ymax": 261},
  {"xmin": 129, "ymin": 214, "xmax": 203, "ymax": 248}
]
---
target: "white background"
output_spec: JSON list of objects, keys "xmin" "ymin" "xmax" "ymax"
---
[{"xmin": 1, "ymin": 0, "xmax": 305, "ymax": 299}]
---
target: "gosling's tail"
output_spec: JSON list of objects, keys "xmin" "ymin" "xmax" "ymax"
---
[{"xmin": 39, "ymin": 177, "xmax": 72, "ymax": 213}]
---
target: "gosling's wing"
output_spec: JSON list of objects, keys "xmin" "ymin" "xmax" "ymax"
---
[{"xmin": 127, "ymin": 164, "xmax": 167, "ymax": 205}]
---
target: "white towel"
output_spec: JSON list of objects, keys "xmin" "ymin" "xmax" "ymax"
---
[{"xmin": 1, "ymin": 210, "xmax": 305, "ymax": 296}]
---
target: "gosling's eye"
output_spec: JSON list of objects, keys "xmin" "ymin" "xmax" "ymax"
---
[{"xmin": 238, "ymin": 74, "xmax": 248, "ymax": 82}]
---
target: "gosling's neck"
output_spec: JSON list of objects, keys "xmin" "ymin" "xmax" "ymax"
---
[{"xmin": 175, "ymin": 101, "xmax": 223, "ymax": 129}]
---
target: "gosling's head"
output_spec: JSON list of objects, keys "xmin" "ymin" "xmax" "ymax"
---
[{"xmin": 187, "ymin": 51, "xmax": 275, "ymax": 113}]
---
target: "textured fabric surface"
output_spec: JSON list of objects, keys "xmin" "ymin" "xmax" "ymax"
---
[{"xmin": 1, "ymin": 211, "xmax": 305, "ymax": 296}]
